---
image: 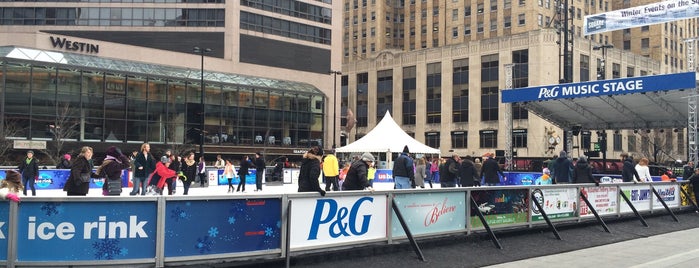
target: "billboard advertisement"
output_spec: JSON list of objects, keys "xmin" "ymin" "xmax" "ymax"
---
[
  {"xmin": 391, "ymin": 192, "xmax": 466, "ymax": 237},
  {"xmin": 16, "ymin": 201, "xmax": 157, "ymax": 261},
  {"xmin": 164, "ymin": 198, "xmax": 281, "ymax": 257},
  {"xmin": 470, "ymin": 189, "xmax": 529, "ymax": 228},
  {"xmin": 619, "ymin": 185, "xmax": 652, "ymax": 213},
  {"xmin": 584, "ymin": 0, "xmax": 699, "ymax": 35},
  {"xmin": 531, "ymin": 188, "xmax": 578, "ymax": 221},
  {"xmin": 289, "ymin": 195, "xmax": 387, "ymax": 249},
  {"xmin": 579, "ymin": 186, "xmax": 618, "ymax": 217},
  {"xmin": 652, "ymin": 184, "xmax": 679, "ymax": 209},
  {"xmin": 374, "ymin": 169, "xmax": 394, "ymax": 183}
]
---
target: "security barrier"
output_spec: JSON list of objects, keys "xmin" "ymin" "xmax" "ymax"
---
[{"xmin": 0, "ymin": 181, "xmax": 695, "ymax": 267}]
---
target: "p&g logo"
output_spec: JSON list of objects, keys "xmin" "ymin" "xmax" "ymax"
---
[
  {"xmin": 537, "ymin": 86, "xmax": 559, "ymax": 99},
  {"xmin": 307, "ymin": 197, "xmax": 373, "ymax": 240}
]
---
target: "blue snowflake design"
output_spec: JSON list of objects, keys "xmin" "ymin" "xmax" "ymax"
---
[
  {"xmin": 264, "ymin": 226, "xmax": 274, "ymax": 237},
  {"xmin": 260, "ymin": 223, "xmax": 280, "ymax": 248},
  {"xmin": 92, "ymin": 239, "xmax": 123, "ymax": 260},
  {"xmin": 195, "ymin": 236, "xmax": 214, "ymax": 254},
  {"xmin": 40, "ymin": 202, "xmax": 61, "ymax": 217},
  {"xmin": 228, "ymin": 216, "xmax": 236, "ymax": 224},
  {"xmin": 208, "ymin": 227, "xmax": 219, "ymax": 237},
  {"xmin": 169, "ymin": 206, "xmax": 190, "ymax": 222}
]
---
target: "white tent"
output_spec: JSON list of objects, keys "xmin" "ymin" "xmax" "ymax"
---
[{"xmin": 336, "ymin": 111, "xmax": 441, "ymax": 155}]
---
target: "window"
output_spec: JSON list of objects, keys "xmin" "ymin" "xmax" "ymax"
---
[
  {"xmin": 504, "ymin": 16, "xmax": 511, "ymax": 28},
  {"xmin": 464, "ymin": 24, "xmax": 471, "ymax": 35},
  {"xmin": 402, "ymin": 66, "xmax": 417, "ymax": 125},
  {"xmin": 613, "ymin": 132, "xmax": 622, "ymax": 151},
  {"xmin": 641, "ymin": 25, "xmax": 649, "ymax": 32},
  {"xmin": 513, "ymin": 129, "xmax": 527, "ymax": 148},
  {"xmin": 504, "ymin": 0, "xmax": 512, "ymax": 9},
  {"xmin": 612, "ymin": 63, "xmax": 620, "ymax": 78},
  {"xmin": 477, "ymin": 3, "xmax": 484, "ymax": 13},
  {"xmin": 628, "ymin": 135, "xmax": 636, "ymax": 152},
  {"xmin": 623, "ymin": 40, "xmax": 631, "ymax": 50},
  {"xmin": 452, "ymin": 9, "xmax": 459, "ymax": 20},
  {"xmin": 626, "ymin": 66, "xmax": 634, "ymax": 77},
  {"xmin": 426, "ymin": 62, "xmax": 442, "ymax": 124},
  {"xmin": 490, "ymin": 0, "xmax": 497, "ymax": 11},
  {"xmin": 465, "ymin": 6, "xmax": 471, "ymax": 17},
  {"xmin": 452, "ymin": 27, "xmax": 459, "ymax": 38},
  {"xmin": 537, "ymin": 14, "xmax": 543, "ymax": 26},
  {"xmin": 425, "ymin": 132, "xmax": 440, "ymax": 148},
  {"xmin": 580, "ymin": 54, "xmax": 590, "ymax": 82},
  {"xmin": 641, "ymin": 38, "xmax": 650, "ymax": 49},
  {"xmin": 376, "ymin": 70, "xmax": 393, "ymax": 122},
  {"xmin": 453, "ymin": 58, "xmax": 469, "ymax": 123},
  {"xmin": 477, "ymin": 22, "xmax": 484, "ymax": 33},
  {"xmin": 481, "ymin": 54, "xmax": 499, "ymax": 121},
  {"xmin": 490, "ymin": 19, "xmax": 497, "ymax": 31},
  {"xmin": 518, "ymin": 14, "xmax": 525, "ymax": 25},
  {"xmin": 480, "ymin": 130, "xmax": 497, "ymax": 148},
  {"xmin": 451, "ymin": 131, "xmax": 468, "ymax": 148},
  {"xmin": 356, "ymin": 73, "xmax": 368, "ymax": 127}
]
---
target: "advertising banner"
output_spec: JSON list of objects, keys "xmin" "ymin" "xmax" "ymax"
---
[
  {"xmin": 652, "ymin": 184, "xmax": 679, "ymax": 209},
  {"xmin": 0, "ymin": 169, "xmax": 129, "ymax": 190},
  {"xmin": 470, "ymin": 189, "xmax": 529, "ymax": 228},
  {"xmin": 579, "ymin": 186, "xmax": 618, "ymax": 217},
  {"xmin": 504, "ymin": 172, "xmax": 549, "ymax": 186},
  {"xmin": 619, "ymin": 185, "xmax": 652, "ymax": 213},
  {"xmin": 289, "ymin": 195, "xmax": 387, "ymax": 249},
  {"xmin": 16, "ymin": 201, "xmax": 157, "ymax": 261},
  {"xmin": 0, "ymin": 202, "xmax": 7, "ymax": 260},
  {"xmin": 216, "ymin": 169, "xmax": 257, "ymax": 186},
  {"xmin": 164, "ymin": 198, "xmax": 281, "ymax": 257},
  {"xmin": 375, "ymin": 169, "xmax": 394, "ymax": 183},
  {"xmin": 391, "ymin": 192, "xmax": 466, "ymax": 237},
  {"xmin": 584, "ymin": 0, "xmax": 699, "ymax": 35},
  {"xmin": 501, "ymin": 72, "xmax": 696, "ymax": 103},
  {"xmin": 531, "ymin": 188, "xmax": 577, "ymax": 221}
]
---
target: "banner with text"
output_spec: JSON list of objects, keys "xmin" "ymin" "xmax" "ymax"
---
[
  {"xmin": 584, "ymin": 0, "xmax": 699, "ymax": 35},
  {"xmin": 391, "ymin": 192, "xmax": 466, "ymax": 237},
  {"xmin": 0, "ymin": 169, "xmax": 129, "ymax": 190},
  {"xmin": 652, "ymin": 184, "xmax": 680, "ymax": 209},
  {"xmin": 16, "ymin": 201, "xmax": 157, "ymax": 261},
  {"xmin": 531, "ymin": 188, "xmax": 578, "ymax": 221},
  {"xmin": 619, "ymin": 185, "xmax": 652, "ymax": 213},
  {"xmin": 501, "ymin": 72, "xmax": 696, "ymax": 103},
  {"xmin": 289, "ymin": 195, "xmax": 387, "ymax": 249},
  {"xmin": 580, "ymin": 186, "xmax": 618, "ymax": 217},
  {"xmin": 470, "ymin": 189, "xmax": 529, "ymax": 228},
  {"xmin": 164, "ymin": 198, "xmax": 281, "ymax": 257}
]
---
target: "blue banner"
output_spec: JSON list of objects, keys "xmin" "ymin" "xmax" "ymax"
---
[
  {"xmin": 16, "ymin": 201, "xmax": 157, "ymax": 261},
  {"xmin": 164, "ymin": 198, "xmax": 281, "ymax": 257},
  {"xmin": 216, "ymin": 169, "xmax": 257, "ymax": 186},
  {"xmin": 0, "ymin": 202, "xmax": 8, "ymax": 260},
  {"xmin": 1, "ymin": 169, "xmax": 130, "ymax": 190},
  {"xmin": 501, "ymin": 72, "xmax": 696, "ymax": 103}
]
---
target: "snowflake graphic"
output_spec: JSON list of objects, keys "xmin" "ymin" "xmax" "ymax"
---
[
  {"xmin": 120, "ymin": 248, "xmax": 128, "ymax": 256},
  {"xmin": 264, "ymin": 227, "xmax": 273, "ymax": 237},
  {"xmin": 208, "ymin": 227, "xmax": 219, "ymax": 237},
  {"xmin": 92, "ymin": 239, "xmax": 122, "ymax": 260},
  {"xmin": 170, "ymin": 207, "xmax": 190, "ymax": 222},
  {"xmin": 40, "ymin": 202, "xmax": 61, "ymax": 217},
  {"xmin": 228, "ymin": 216, "xmax": 236, "ymax": 224},
  {"xmin": 195, "ymin": 236, "xmax": 214, "ymax": 254}
]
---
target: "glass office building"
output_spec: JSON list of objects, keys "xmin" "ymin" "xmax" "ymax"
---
[{"xmin": 0, "ymin": 46, "xmax": 325, "ymax": 154}]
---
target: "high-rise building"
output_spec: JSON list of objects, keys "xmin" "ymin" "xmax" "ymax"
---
[
  {"xmin": 341, "ymin": 0, "xmax": 696, "ymax": 162},
  {"xmin": 0, "ymin": 0, "xmax": 342, "ymax": 161}
]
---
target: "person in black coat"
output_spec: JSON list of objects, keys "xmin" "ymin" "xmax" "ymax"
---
[
  {"xmin": 253, "ymin": 152, "xmax": 266, "ymax": 191},
  {"xmin": 237, "ymin": 155, "xmax": 252, "ymax": 192},
  {"xmin": 131, "ymin": 143, "xmax": 156, "ymax": 196},
  {"xmin": 18, "ymin": 150, "xmax": 39, "ymax": 196},
  {"xmin": 63, "ymin": 146, "xmax": 100, "ymax": 196},
  {"xmin": 552, "ymin": 150, "xmax": 573, "ymax": 184},
  {"xmin": 620, "ymin": 152, "xmax": 641, "ymax": 183},
  {"xmin": 481, "ymin": 153, "xmax": 505, "ymax": 186},
  {"xmin": 97, "ymin": 146, "xmax": 131, "ymax": 196},
  {"xmin": 573, "ymin": 156, "xmax": 597, "ymax": 184},
  {"xmin": 180, "ymin": 152, "xmax": 198, "ymax": 195},
  {"xmin": 297, "ymin": 146, "xmax": 326, "ymax": 196},
  {"xmin": 342, "ymin": 153, "xmax": 374, "ymax": 191},
  {"xmin": 458, "ymin": 156, "xmax": 479, "ymax": 187}
]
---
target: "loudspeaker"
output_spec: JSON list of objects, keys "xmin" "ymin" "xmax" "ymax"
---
[
  {"xmin": 572, "ymin": 126, "xmax": 582, "ymax": 136},
  {"xmin": 495, "ymin": 150, "xmax": 505, "ymax": 157}
]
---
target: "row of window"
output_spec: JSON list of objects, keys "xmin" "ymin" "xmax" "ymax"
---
[
  {"xmin": 240, "ymin": 11, "xmax": 332, "ymax": 45},
  {"xmin": 241, "ymin": 0, "xmax": 332, "ymax": 25},
  {"xmin": 0, "ymin": 7, "xmax": 225, "ymax": 26},
  {"xmin": 0, "ymin": 0, "xmax": 224, "ymax": 2}
]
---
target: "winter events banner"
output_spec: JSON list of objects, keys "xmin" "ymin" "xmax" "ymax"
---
[
  {"xmin": 470, "ymin": 189, "xmax": 529, "ymax": 228},
  {"xmin": 164, "ymin": 198, "xmax": 281, "ymax": 257},
  {"xmin": 531, "ymin": 188, "xmax": 578, "ymax": 221},
  {"xmin": 584, "ymin": 0, "xmax": 699, "ymax": 35},
  {"xmin": 16, "ymin": 201, "xmax": 157, "ymax": 261},
  {"xmin": 391, "ymin": 192, "xmax": 466, "ymax": 237},
  {"xmin": 579, "ymin": 186, "xmax": 618, "ymax": 217},
  {"xmin": 288, "ymin": 195, "xmax": 387, "ymax": 249}
]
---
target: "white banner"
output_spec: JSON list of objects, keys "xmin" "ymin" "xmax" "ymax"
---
[
  {"xmin": 584, "ymin": 0, "xmax": 699, "ymax": 35},
  {"xmin": 652, "ymin": 184, "xmax": 680, "ymax": 209},
  {"xmin": 619, "ymin": 185, "xmax": 652, "ymax": 213},
  {"xmin": 531, "ymin": 188, "xmax": 578, "ymax": 221},
  {"xmin": 289, "ymin": 195, "xmax": 387, "ymax": 249},
  {"xmin": 579, "ymin": 186, "xmax": 618, "ymax": 217}
]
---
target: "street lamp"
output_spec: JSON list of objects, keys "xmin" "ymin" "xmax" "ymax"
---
[
  {"xmin": 329, "ymin": 70, "xmax": 341, "ymax": 149},
  {"xmin": 194, "ymin": 46, "xmax": 212, "ymax": 157},
  {"xmin": 593, "ymin": 44, "xmax": 613, "ymax": 80}
]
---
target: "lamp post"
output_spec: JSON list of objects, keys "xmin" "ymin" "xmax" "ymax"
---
[
  {"xmin": 593, "ymin": 44, "xmax": 613, "ymax": 80},
  {"xmin": 330, "ymin": 70, "xmax": 341, "ymax": 149},
  {"xmin": 194, "ymin": 46, "xmax": 212, "ymax": 157}
]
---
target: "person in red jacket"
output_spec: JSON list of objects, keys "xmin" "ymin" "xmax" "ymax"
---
[{"xmin": 147, "ymin": 156, "xmax": 177, "ymax": 195}]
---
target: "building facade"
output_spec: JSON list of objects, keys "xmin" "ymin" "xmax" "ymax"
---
[
  {"xmin": 341, "ymin": 0, "xmax": 695, "ymax": 163},
  {"xmin": 0, "ymin": 0, "xmax": 342, "ymax": 163}
]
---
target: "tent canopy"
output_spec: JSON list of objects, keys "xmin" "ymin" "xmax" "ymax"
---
[{"xmin": 336, "ymin": 111, "xmax": 441, "ymax": 154}]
